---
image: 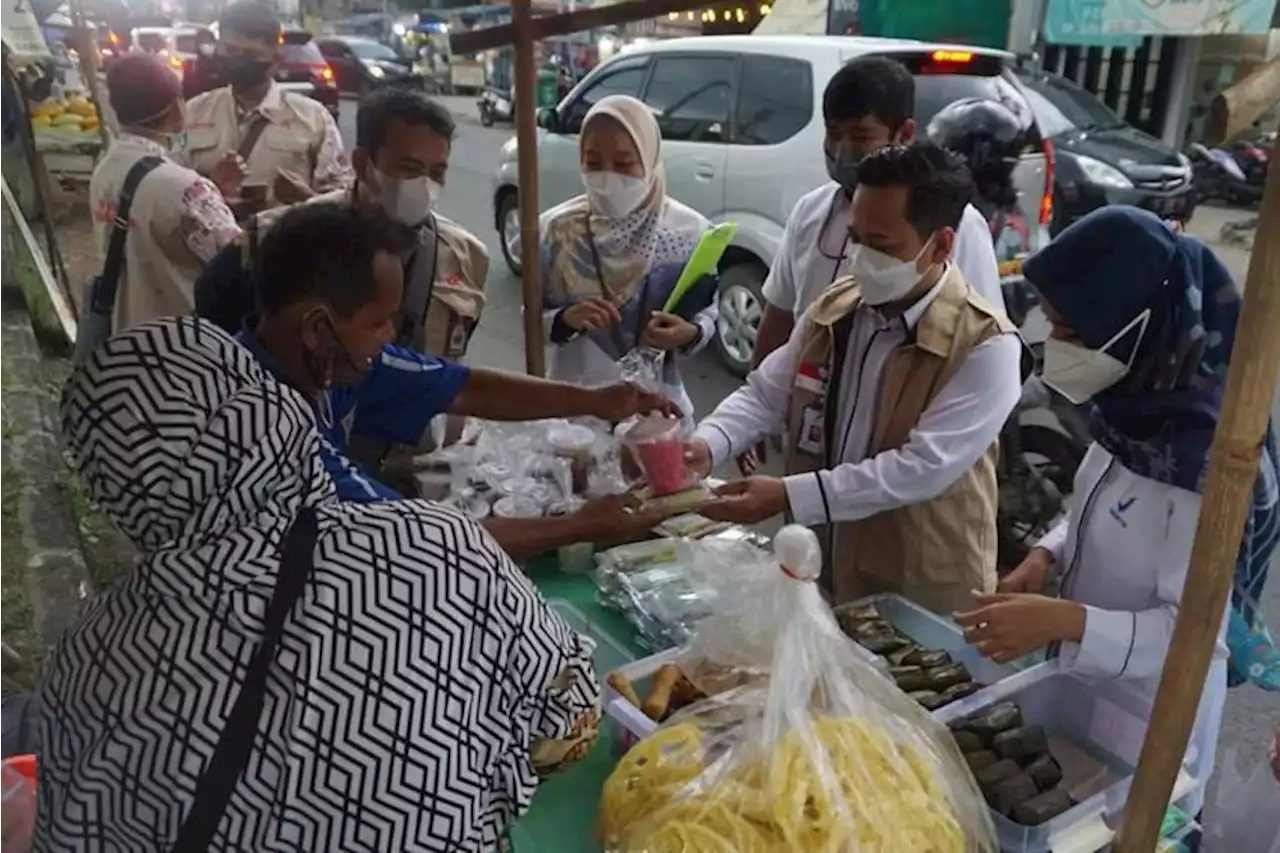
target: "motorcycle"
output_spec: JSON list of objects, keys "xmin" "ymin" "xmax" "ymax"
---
[
  {"xmin": 477, "ymin": 86, "xmax": 513, "ymax": 128},
  {"xmin": 1230, "ymin": 137, "xmax": 1270, "ymax": 190},
  {"xmin": 1187, "ymin": 142, "xmax": 1263, "ymax": 206}
]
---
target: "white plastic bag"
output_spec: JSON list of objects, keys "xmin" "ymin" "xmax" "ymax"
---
[{"xmin": 598, "ymin": 526, "xmax": 996, "ymax": 852}]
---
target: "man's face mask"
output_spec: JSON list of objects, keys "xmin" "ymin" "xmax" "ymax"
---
[
  {"xmin": 850, "ymin": 237, "xmax": 937, "ymax": 306},
  {"xmin": 824, "ymin": 146, "xmax": 863, "ymax": 194},
  {"xmin": 221, "ymin": 55, "xmax": 272, "ymax": 89},
  {"xmin": 1042, "ymin": 310, "xmax": 1151, "ymax": 404},
  {"xmin": 304, "ymin": 309, "xmax": 370, "ymax": 390},
  {"xmin": 368, "ymin": 165, "xmax": 440, "ymax": 227}
]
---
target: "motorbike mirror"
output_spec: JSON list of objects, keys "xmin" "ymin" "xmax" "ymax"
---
[{"xmin": 537, "ymin": 107, "xmax": 559, "ymax": 132}]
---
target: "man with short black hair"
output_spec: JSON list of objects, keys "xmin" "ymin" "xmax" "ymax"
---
[
  {"xmin": 242, "ymin": 201, "xmax": 675, "ymax": 556},
  {"xmin": 179, "ymin": 1, "xmax": 352, "ymax": 206},
  {"xmin": 689, "ymin": 142, "xmax": 1023, "ymax": 614},
  {"xmin": 741, "ymin": 55, "xmax": 1003, "ymax": 474}
]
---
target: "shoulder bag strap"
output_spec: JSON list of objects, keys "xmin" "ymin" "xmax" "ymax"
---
[
  {"xmin": 92, "ymin": 156, "xmax": 165, "ymax": 314},
  {"xmin": 170, "ymin": 507, "xmax": 320, "ymax": 852},
  {"xmin": 237, "ymin": 114, "xmax": 271, "ymax": 163},
  {"xmin": 397, "ymin": 215, "xmax": 440, "ymax": 349}
]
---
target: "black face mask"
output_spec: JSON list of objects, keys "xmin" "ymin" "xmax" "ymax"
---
[
  {"xmin": 824, "ymin": 145, "xmax": 863, "ymax": 195},
  {"xmin": 221, "ymin": 56, "xmax": 272, "ymax": 90}
]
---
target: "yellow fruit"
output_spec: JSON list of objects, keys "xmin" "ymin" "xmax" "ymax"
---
[
  {"xmin": 67, "ymin": 98, "xmax": 97, "ymax": 118},
  {"xmin": 52, "ymin": 113, "xmax": 83, "ymax": 127},
  {"xmin": 32, "ymin": 115, "xmax": 52, "ymax": 127}
]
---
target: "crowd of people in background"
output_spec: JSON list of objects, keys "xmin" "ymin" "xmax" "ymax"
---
[{"xmin": 25, "ymin": 1, "xmax": 1278, "ymax": 849}]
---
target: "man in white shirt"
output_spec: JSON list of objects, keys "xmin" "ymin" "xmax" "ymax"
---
[
  {"xmin": 742, "ymin": 56, "xmax": 1002, "ymax": 474},
  {"xmin": 690, "ymin": 143, "xmax": 1024, "ymax": 613}
]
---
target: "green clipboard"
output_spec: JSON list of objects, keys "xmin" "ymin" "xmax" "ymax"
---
[{"xmin": 661, "ymin": 221, "xmax": 739, "ymax": 313}]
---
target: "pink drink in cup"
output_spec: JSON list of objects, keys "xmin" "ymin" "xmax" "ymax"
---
[{"xmin": 623, "ymin": 414, "xmax": 692, "ymax": 496}]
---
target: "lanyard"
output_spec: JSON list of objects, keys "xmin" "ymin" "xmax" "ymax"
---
[{"xmin": 583, "ymin": 215, "xmax": 649, "ymax": 354}]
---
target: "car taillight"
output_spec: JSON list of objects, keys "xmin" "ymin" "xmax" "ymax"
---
[
  {"xmin": 169, "ymin": 54, "xmax": 183, "ymax": 70},
  {"xmin": 1039, "ymin": 137, "xmax": 1056, "ymax": 226},
  {"xmin": 320, "ymin": 64, "xmax": 334, "ymax": 82}
]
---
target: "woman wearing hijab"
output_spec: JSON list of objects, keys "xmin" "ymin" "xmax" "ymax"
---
[
  {"xmin": 953, "ymin": 206, "xmax": 1280, "ymax": 834},
  {"xmin": 37, "ymin": 317, "xmax": 600, "ymax": 851},
  {"xmin": 540, "ymin": 94, "xmax": 717, "ymax": 429}
]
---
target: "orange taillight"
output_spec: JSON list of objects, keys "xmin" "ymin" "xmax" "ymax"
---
[
  {"xmin": 321, "ymin": 64, "xmax": 334, "ymax": 82},
  {"xmin": 1040, "ymin": 137, "xmax": 1056, "ymax": 226}
]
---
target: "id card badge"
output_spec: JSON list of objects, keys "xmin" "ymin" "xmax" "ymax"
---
[
  {"xmin": 445, "ymin": 316, "xmax": 471, "ymax": 358},
  {"xmin": 796, "ymin": 403, "xmax": 825, "ymax": 456}
]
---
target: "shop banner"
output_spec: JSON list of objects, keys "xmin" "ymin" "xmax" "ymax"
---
[
  {"xmin": 1044, "ymin": 0, "xmax": 1142, "ymax": 46},
  {"xmin": 1047, "ymin": 0, "xmax": 1279, "ymax": 43},
  {"xmin": 2, "ymin": 0, "xmax": 52, "ymax": 61}
]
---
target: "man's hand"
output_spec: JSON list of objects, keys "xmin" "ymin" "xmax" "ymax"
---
[
  {"xmin": 273, "ymin": 168, "xmax": 314, "ymax": 205},
  {"xmin": 643, "ymin": 312, "xmax": 698, "ymax": 351},
  {"xmin": 701, "ymin": 476, "xmax": 788, "ymax": 524},
  {"xmin": 211, "ymin": 152, "xmax": 249, "ymax": 198},
  {"xmin": 998, "ymin": 547, "xmax": 1055, "ymax": 594},
  {"xmin": 573, "ymin": 493, "xmax": 667, "ymax": 545},
  {"xmin": 593, "ymin": 382, "xmax": 680, "ymax": 423},
  {"xmin": 954, "ymin": 593, "xmax": 1085, "ymax": 664},
  {"xmin": 564, "ymin": 298, "xmax": 621, "ymax": 332},
  {"xmin": 684, "ymin": 438, "xmax": 713, "ymax": 479}
]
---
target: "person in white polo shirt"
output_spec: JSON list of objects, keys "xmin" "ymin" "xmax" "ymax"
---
[{"xmin": 741, "ymin": 56, "xmax": 1002, "ymax": 474}]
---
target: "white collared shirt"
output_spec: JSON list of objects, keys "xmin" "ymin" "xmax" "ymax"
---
[
  {"xmin": 694, "ymin": 267, "xmax": 1022, "ymax": 525},
  {"xmin": 1036, "ymin": 443, "xmax": 1229, "ymax": 817},
  {"xmin": 761, "ymin": 182, "xmax": 1006, "ymax": 319}
]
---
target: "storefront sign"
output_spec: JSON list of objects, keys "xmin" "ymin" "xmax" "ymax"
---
[
  {"xmin": 2, "ymin": 0, "xmax": 52, "ymax": 61},
  {"xmin": 1047, "ymin": 0, "xmax": 1279, "ymax": 42},
  {"xmin": 827, "ymin": 0, "xmax": 860, "ymax": 35}
]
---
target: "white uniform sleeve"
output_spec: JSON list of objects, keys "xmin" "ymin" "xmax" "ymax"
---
[
  {"xmin": 783, "ymin": 333, "xmax": 1022, "ymax": 526},
  {"xmin": 1060, "ymin": 491, "xmax": 1222, "ymax": 679},
  {"xmin": 760, "ymin": 203, "xmax": 801, "ymax": 312},
  {"xmin": 1035, "ymin": 515, "xmax": 1071, "ymax": 566},
  {"xmin": 954, "ymin": 204, "xmax": 1006, "ymax": 317},
  {"xmin": 692, "ymin": 319, "xmax": 802, "ymax": 464}
]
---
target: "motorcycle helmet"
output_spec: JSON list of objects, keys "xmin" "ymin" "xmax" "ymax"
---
[{"xmin": 926, "ymin": 97, "xmax": 1034, "ymax": 212}]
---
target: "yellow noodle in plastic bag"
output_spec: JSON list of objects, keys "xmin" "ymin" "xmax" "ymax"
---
[{"xmin": 599, "ymin": 717, "xmax": 965, "ymax": 853}]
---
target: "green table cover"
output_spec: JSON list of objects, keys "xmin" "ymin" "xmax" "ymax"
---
[{"xmin": 507, "ymin": 557, "xmax": 645, "ymax": 853}]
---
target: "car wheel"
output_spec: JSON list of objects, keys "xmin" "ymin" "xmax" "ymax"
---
[
  {"xmin": 497, "ymin": 191, "xmax": 522, "ymax": 276},
  {"xmin": 714, "ymin": 261, "xmax": 766, "ymax": 378}
]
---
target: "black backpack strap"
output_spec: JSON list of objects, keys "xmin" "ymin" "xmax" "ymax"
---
[
  {"xmin": 236, "ymin": 114, "xmax": 271, "ymax": 163},
  {"xmin": 92, "ymin": 156, "xmax": 164, "ymax": 314},
  {"xmin": 170, "ymin": 508, "xmax": 320, "ymax": 852},
  {"xmin": 397, "ymin": 216, "xmax": 439, "ymax": 349}
]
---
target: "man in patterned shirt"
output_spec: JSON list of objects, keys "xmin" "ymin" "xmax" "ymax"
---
[
  {"xmin": 178, "ymin": 2, "xmax": 353, "ymax": 208},
  {"xmin": 89, "ymin": 53, "xmax": 241, "ymax": 334}
]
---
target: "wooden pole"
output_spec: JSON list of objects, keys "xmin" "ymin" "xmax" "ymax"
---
[
  {"xmin": 1204, "ymin": 57, "xmax": 1280, "ymax": 147},
  {"xmin": 1114, "ymin": 136, "xmax": 1280, "ymax": 851},
  {"xmin": 512, "ymin": 0, "xmax": 545, "ymax": 377},
  {"xmin": 67, "ymin": 0, "xmax": 113, "ymax": 150}
]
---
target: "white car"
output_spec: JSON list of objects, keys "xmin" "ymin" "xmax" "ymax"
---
[{"xmin": 491, "ymin": 34, "xmax": 1052, "ymax": 376}]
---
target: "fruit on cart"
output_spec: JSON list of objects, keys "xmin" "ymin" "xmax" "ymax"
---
[
  {"xmin": 52, "ymin": 113, "xmax": 86, "ymax": 128},
  {"xmin": 32, "ymin": 115, "xmax": 53, "ymax": 128},
  {"xmin": 66, "ymin": 96, "xmax": 97, "ymax": 118}
]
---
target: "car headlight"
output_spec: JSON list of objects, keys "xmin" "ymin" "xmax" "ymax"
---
[
  {"xmin": 368, "ymin": 64, "xmax": 385, "ymax": 79},
  {"xmin": 1075, "ymin": 154, "xmax": 1133, "ymax": 189}
]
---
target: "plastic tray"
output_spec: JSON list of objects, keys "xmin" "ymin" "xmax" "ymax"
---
[
  {"xmin": 934, "ymin": 665, "xmax": 1203, "ymax": 853},
  {"xmin": 834, "ymin": 592, "xmax": 1048, "ymax": 691},
  {"xmin": 601, "ymin": 637, "xmax": 891, "ymax": 750}
]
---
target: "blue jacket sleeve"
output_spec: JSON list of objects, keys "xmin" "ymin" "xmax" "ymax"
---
[{"xmin": 350, "ymin": 344, "xmax": 470, "ymax": 447}]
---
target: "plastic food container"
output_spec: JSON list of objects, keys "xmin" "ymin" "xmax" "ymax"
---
[
  {"xmin": 602, "ymin": 642, "xmax": 891, "ymax": 752},
  {"xmin": 492, "ymin": 495, "xmax": 543, "ymax": 519},
  {"xmin": 558, "ymin": 541, "xmax": 595, "ymax": 576},
  {"xmin": 834, "ymin": 593, "xmax": 1047, "ymax": 689},
  {"xmin": 547, "ymin": 599, "xmax": 635, "ymax": 677},
  {"xmin": 620, "ymin": 414, "xmax": 693, "ymax": 497},
  {"xmin": 933, "ymin": 666, "xmax": 1203, "ymax": 853}
]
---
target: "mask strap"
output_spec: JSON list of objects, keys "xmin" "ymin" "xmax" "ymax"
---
[{"xmin": 1100, "ymin": 308, "xmax": 1152, "ymax": 370}]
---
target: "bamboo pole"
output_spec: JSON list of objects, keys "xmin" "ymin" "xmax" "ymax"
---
[
  {"xmin": 1114, "ymin": 135, "xmax": 1280, "ymax": 851},
  {"xmin": 512, "ymin": 0, "xmax": 545, "ymax": 377},
  {"xmin": 67, "ymin": 0, "xmax": 113, "ymax": 150}
]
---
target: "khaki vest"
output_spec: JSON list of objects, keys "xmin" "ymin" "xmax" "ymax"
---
[
  {"xmin": 783, "ymin": 265, "xmax": 1016, "ymax": 614},
  {"xmin": 89, "ymin": 137, "xmax": 212, "ymax": 332}
]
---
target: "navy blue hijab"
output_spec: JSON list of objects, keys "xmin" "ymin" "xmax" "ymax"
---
[{"xmin": 1025, "ymin": 207, "xmax": 1278, "ymax": 671}]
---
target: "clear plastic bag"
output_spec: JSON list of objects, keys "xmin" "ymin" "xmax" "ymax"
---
[
  {"xmin": 621, "ymin": 412, "xmax": 695, "ymax": 497},
  {"xmin": 599, "ymin": 526, "xmax": 996, "ymax": 852},
  {"xmin": 618, "ymin": 346, "xmax": 665, "ymax": 393}
]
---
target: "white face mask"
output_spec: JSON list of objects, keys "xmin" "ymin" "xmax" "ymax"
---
[
  {"xmin": 850, "ymin": 239, "xmax": 935, "ymax": 306},
  {"xmin": 582, "ymin": 171, "xmax": 649, "ymax": 220},
  {"xmin": 369, "ymin": 166, "xmax": 440, "ymax": 227},
  {"xmin": 1042, "ymin": 309, "xmax": 1151, "ymax": 404}
]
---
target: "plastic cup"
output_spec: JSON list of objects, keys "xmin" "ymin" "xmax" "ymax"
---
[{"xmin": 634, "ymin": 439, "xmax": 690, "ymax": 496}]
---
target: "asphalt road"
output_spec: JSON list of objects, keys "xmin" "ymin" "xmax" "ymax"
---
[{"xmin": 337, "ymin": 105, "xmax": 1279, "ymax": 822}]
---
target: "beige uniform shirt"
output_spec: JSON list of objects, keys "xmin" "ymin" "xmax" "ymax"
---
[
  {"xmin": 89, "ymin": 134, "xmax": 241, "ymax": 332},
  {"xmin": 178, "ymin": 83, "xmax": 353, "ymax": 205}
]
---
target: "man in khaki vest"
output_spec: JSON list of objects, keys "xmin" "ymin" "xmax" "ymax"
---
[
  {"xmin": 177, "ymin": 2, "xmax": 352, "ymax": 208},
  {"xmin": 688, "ymin": 143, "xmax": 1025, "ymax": 614},
  {"xmin": 89, "ymin": 53, "xmax": 240, "ymax": 334}
]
